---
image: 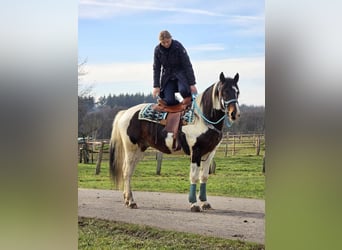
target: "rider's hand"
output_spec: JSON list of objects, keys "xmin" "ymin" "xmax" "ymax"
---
[
  {"xmin": 190, "ymin": 85, "xmax": 198, "ymax": 95},
  {"xmin": 152, "ymin": 87, "xmax": 160, "ymax": 98}
]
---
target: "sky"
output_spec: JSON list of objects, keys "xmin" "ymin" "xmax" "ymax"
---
[{"xmin": 78, "ymin": 0, "xmax": 265, "ymax": 106}]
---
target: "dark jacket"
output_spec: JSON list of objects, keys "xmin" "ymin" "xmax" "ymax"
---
[{"xmin": 153, "ymin": 40, "xmax": 196, "ymax": 90}]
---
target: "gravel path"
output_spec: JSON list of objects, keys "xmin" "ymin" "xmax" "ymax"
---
[{"xmin": 78, "ymin": 188, "xmax": 265, "ymax": 244}]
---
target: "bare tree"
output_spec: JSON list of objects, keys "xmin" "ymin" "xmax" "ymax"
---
[
  {"xmin": 82, "ymin": 111, "xmax": 104, "ymax": 140},
  {"xmin": 78, "ymin": 58, "xmax": 93, "ymax": 97}
]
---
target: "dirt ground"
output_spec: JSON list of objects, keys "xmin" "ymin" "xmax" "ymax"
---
[{"xmin": 78, "ymin": 188, "xmax": 265, "ymax": 244}]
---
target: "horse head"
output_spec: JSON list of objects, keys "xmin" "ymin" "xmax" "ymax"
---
[{"xmin": 217, "ymin": 72, "xmax": 240, "ymax": 122}]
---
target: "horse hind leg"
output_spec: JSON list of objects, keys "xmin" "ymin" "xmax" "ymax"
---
[
  {"xmin": 122, "ymin": 149, "xmax": 144, "ymax": 209},
  {"xmin": 123, "ymin": 190, "xmax": 137, "ymax": 209}
]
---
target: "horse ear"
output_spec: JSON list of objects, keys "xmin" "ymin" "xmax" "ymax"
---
[
  {"xmin": 234, "ymin": 73, "xmax": 239, "ymax": 83},
  {"xmin": 220, "ymin": 72, "xmax": 225, "ymax": 82}
]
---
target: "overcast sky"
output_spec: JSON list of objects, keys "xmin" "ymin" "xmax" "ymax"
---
[{"xmin": 78, "ymin": 0, "xmax": 265, "ymax": 106}]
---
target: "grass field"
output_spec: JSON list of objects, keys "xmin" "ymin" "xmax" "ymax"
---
[
  {"xmin": 78, "ymin": 151, "xmax": 265, "ymax": 199},
  {"xmin": 79, "ymin": 217, "xmax": 265, "ymax": 250}
]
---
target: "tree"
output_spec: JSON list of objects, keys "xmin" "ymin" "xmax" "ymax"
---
[
  {"xmin": 78, "ymin": 92, "xmax": 265, "ymax": 139},
  {"xmin": 78, "ymin": 96, "xmax": 95, "ymax": 137},
  {"xmin": 95, "ymin": 105, "xmax": 125, "ymax": 139},
  {"xmin": 228, "ymin": 105, "xmax": 265, "ymax": 134},
  {"xmin": 82, "ymin": 110, "xmax": 104, "ymax": 140},
  {"xmin": 78, "ymin": 58, "xmax": 93, "ymax": 97}
]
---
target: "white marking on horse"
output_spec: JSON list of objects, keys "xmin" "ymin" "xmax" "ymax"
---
[{"xmin": 165, "ymin": 133, "xmax": 174, "ymax": 151}]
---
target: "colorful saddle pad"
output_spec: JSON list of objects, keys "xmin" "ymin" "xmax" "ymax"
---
[{"xmin": 138, "ymin": 103, "xmax": 195, "ymax": 124}]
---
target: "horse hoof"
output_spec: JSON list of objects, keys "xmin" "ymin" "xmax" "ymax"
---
[
  {"xmin": 129, "ymin": 203, "xmax": 138, "ymax": 209},
  {"xmin": 190, "ymin": 205, "xmax": 201, "ymax": 212},
  {"xmin": 201, "ymin": 203, "xmax": 212, "ymax": 210},
  {"xmin": 125, "ymin": 202, "xmax": 138, "ymax": 209}
]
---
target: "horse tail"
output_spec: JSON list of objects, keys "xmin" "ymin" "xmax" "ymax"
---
[{"xmin": 109, "ymin": 110, "xmax": 126, "ymax": 189}]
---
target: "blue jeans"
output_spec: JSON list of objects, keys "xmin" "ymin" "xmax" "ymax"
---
[{"xmin": 161, "ymin": 79, "xmax": 191, "ymax": 106}]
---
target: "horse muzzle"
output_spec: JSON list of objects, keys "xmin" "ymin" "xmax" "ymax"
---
[{"xmin": 228, "ymin": 102, "xmax": 240, "ymax": 121}]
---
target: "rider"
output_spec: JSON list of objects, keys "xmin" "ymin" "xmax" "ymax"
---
[{"xmin": 152, "ymin": 30, "xmax": 198, "ymax": 106}]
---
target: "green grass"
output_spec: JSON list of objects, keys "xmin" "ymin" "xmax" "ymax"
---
[
  {"xmin": 78, "ymin": 162, "xmax": 113, "ymax": 190},
  {"xmin": 79, "ymin": 217, "xmax": 264, "ymax": 250},
  {"xmin": 78, "ymin": 153, "xmax": 265, "ymax": 199}
]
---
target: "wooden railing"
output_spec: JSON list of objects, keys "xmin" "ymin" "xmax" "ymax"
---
[{"xmin": 78, "ymin": 133, "xmax": 265, "ymax": 174}]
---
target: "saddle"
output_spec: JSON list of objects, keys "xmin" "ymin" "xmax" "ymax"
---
[{"xmin": 152, "ymin": 97, "xmax": 192, "ymax": 151}]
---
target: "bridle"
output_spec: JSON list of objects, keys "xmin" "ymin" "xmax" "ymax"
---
[
  {"xmin": 217, "ymin": 81, "xmax": 239, "ymax": 113},
  {"xmin": 192, "ymin": 82, "xmax": 239, "ymax": 128}
]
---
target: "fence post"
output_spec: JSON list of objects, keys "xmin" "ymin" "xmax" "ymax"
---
[
  {"xmin": 156, "ymin": 151, "xmax": 163, "ymax": 175},
  {"xmin": 232, "ymin": 135, "xmax": 236, "ymax": 155},
  {"xmin": 225, "ymin": 132, "xmax": 229, "ymax": 157},
  {"xmin": 91, "ymin": 143, "xmax": 94, "ymax": 164},
  {"xmin": 79, "ymin": 147, "xmax": 83, "ymax": 163},
  {"xmin": 82, "ymin": 143, "xmax": 89, "ymax": 164},
  {"xmin": 95, "ymin": 141, "xmax": 104, "ymax": 175},
  {"xmin": 255, "ymin": 136, "xmax": 261, "ymax": 156}
]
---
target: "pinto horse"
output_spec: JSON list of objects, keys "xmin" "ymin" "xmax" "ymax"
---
[{"xmin": 109, "ymin": 72, "xmax": 240, "ymax": 212}]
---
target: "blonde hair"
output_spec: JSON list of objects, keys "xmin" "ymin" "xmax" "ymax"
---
[{"xmin": 159, "ymin": 30, "xmax": 172, "ymax": 41}]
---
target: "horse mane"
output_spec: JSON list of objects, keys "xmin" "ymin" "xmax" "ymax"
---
[{"xmin": 200, "ymin": 81, "xmax": 222, "ymax": 118}]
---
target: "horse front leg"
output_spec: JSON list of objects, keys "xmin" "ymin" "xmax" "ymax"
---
[
  {"xmin": 189, "ymin": 162, "xmax": 201, "ymax": 212},
  {"xmin": 188, "ymin": 147, "xmax": 203, "ymax": 212},
  {"xmin": 199, "ymin": 152, "xmax": 215, "ymax": 210}
]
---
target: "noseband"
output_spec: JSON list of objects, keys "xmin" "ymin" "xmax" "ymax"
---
[{"xmin": 221, "ymin": 98, "xmax": 238, "ymax": 113}]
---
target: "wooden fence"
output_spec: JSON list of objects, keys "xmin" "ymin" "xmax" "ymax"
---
[
  {"xmin": 218, "ymin": 133, "xmax": 265, "ymax": 156},
  {"xmin": 78, "ymin": 133, "xmax": 265, "ymax": 174}
]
